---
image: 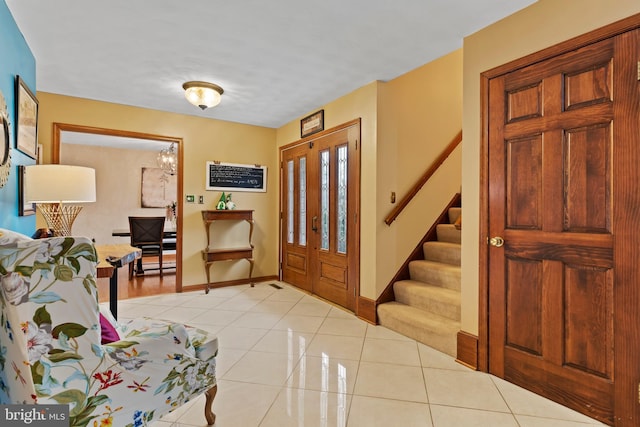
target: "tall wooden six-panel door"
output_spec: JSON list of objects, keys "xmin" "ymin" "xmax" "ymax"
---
[{"xmin": 486, "ymin": 27, "xmax": 640, "ymax": 425}]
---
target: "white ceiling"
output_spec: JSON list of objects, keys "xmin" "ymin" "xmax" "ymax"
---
[{"xmin": 6, "ymin": 0, "xmax": 536, "ymax": 129}]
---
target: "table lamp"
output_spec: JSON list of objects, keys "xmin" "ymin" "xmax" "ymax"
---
[{"xmin": 24, "ymin": 165, "xmax": 96, "ymax": 236}]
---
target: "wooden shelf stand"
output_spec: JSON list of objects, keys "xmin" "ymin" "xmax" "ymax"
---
[{"xmin": 201, "ymin": 209, "xmax": 255, "ymax": 293}]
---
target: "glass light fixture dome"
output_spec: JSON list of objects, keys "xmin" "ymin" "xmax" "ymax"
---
[{"xmin": 183, "ymin": 81, "xmax": 224, "ymax": 110}]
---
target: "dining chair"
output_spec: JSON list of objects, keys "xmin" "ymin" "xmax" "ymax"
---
[{"xmin": 128, "ymin": 216, "xmax": 166, "ymax": 279}]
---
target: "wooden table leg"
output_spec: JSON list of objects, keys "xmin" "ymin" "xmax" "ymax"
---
[
  {"xmin": 109, "ymin": 267, "xmax": 118, "ymax": 319},
  {"xmin": 204, "ymin": 262, "xmax": 212, "ymax": 294},
  {"xmin": 247, "ymin": 258, "xmax": 254, "ymax": 287}
]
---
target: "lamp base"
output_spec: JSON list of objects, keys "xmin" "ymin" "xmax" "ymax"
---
[{"xmin": 37, "ymin": 203, "xmax": 83, "ymax": 237}]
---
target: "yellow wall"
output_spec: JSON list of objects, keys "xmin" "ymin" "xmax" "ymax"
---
[
  {"xmin": 60, "ymin": 143, "xmax": 172, "ymax": 245},
  {"xmin": 38, "ymin": 47, "xmax": 462, "ymax": 301},
  {"xmin": 276, "ymin": 49, "xmax": 463, "ymax": 299},
  {"xmin": 31, "ymin": 0, "xmax": 640, "ymax": 338},
  {"xmin": 377, "ymin": 49, "xmax": 462, "ymax": 298},
  {"xmin": 276, "ymin": 82, "xmax": 380, "ymax": 298},
  {"xmin": 37, "ymin": 92, "xmax": 279, "ymax": 288},
  {"xmin": 461, "ymin": 0, "xmax": 640, "ymax": 334}
]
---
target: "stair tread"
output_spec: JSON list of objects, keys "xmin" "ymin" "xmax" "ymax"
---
[
  {"xmin": 436, "ymin": 225, "xmax": 462, "ymax": 234},
  {"xmin": 410, "ymin": 260, "xmax": 461, "ymax": 272},
  {"xmin": 424, "ymin": 241, "xmax": 461, "ymax": 249},
  {"xmin": 378, "ymin": 302, "xmax": 460, "ymax": 332},
  {"xmin": 448, "ymin": 207, "xmax": 462, "ymax": 224},
  {"xmin": 423, "ymin": 241, "xmax": 461, "ymax": 266},
  {"xmin": 438, "ymin": 223, "xmax": 461, "ymax": 229},
  {"xmin": 395, "ymin": 280, "xmax": 460, "ymax": 300},
  {"xmin": 409, "ymin": 260, "xmax": 461, "ymax": 290},
  {"xmin": 393, "ymin": 280, "xmax": 460, "ymax": 321},
  {"xmin": 424, "ymin": 240, "xmax": 462, "ymax": 249},
  {"xmin": 436, "ymin": 223, "xmax": 462, "ymax": 244}
]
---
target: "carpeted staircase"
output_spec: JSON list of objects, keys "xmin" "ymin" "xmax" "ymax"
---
[{"xmin": 377, "ymin": 207, "xmax": 461, "ymax": 356}]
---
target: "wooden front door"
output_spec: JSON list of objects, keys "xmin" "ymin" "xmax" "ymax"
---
[
  {"xmin": 281, "ymin": 142, "xmax": 312, "ymax": 292},
  {"xmin": 280, "ymin": 120, "xmax": 360, "ymax": 311},
  {"xmin": 486, "ymin": 28, "xmax": 640, "ymax": 425}
]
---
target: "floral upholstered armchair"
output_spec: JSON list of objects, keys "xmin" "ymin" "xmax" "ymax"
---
[{"xmin": 0, "ymin": 230, "xmax": 218, "ymax": 426}]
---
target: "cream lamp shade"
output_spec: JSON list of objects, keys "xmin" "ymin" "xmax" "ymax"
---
[
  {"xmin": 24, "ymin": 165, "xmax": 96, "ymax": 236},
  {"xmin": 183, "ymin": 81, "xmax": 224, "ymax": 110}
]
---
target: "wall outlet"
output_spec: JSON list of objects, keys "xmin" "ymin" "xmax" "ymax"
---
[
  {"xmin": 199, "ymin": 195, "xmax": 204, "ymax": 204},
  {"xmin": 186, "ymin": 195, "xmax": 195, "ymax": 203}
]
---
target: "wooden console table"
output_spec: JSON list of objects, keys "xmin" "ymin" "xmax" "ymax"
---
[{"xmin": 201, "ymin": 210, "xmax": 254, "ymax": 293}]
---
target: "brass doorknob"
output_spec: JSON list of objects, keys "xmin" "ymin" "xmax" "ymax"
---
[{"xmin": 489, "ymin": 236, "xmax": 504, "ymax": 247}]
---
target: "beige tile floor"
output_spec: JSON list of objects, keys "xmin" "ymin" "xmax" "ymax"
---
[{"xmin": 109, "ymin": 282, "xmax": 606, "ymax": 427}]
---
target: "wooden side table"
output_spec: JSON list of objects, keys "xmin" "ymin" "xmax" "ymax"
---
[
  {"xmin": 96, "ymin": 244, "xmax": 141, "ymax": 319},
  {"xmin": 201, "ymin": 210, "xmax": 254, "ymax": 293}
]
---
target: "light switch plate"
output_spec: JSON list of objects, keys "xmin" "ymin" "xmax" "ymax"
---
[{"xmin": 186, "ymin": 195, "xmax": 195, "ymax": 203}]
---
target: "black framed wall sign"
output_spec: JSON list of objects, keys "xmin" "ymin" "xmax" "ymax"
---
[{"xmin": 206, "ymin": 161, "xmax": 267, "ymax": 192}]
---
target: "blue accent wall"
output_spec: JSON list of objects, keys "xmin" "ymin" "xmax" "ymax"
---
[{"xmin": 0, "ymin": 0, "xmax": 36, "ymax": 234}]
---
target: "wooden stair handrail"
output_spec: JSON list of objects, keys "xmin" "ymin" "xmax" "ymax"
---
[{"xmin": 384, "ymin": 130, "xmax": 462, "ymax": 226}]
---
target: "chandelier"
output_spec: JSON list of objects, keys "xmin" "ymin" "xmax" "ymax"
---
[{"xmin": 157, "ymin": 143, "xmax": 177, "ymax": 175}]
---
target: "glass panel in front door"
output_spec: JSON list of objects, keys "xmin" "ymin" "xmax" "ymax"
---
[
  {"xmin": 299, "ymin": 157, "xmax": 307, "ymax": 246},
  {"xmin": 337, "ymin": 145, "xmax": 348, "ymax": 254},
  {"xmin": 287, "ymin": 160, "xmax": 294, "ymax": 244},
  {"xmin": 320, "ymin": 149, "xmax": 330, "ymax": 250}
]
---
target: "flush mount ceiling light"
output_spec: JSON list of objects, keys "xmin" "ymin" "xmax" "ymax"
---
[{"xmin": 182, "ymin": 81, "xmax": 224, "ymax": 110}]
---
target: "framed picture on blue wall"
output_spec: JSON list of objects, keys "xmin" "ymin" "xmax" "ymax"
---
[
  {"xmin": 15, "ymin": 76, "xmax": 38, "ymax": 159},
  {"xmin": 0, "ymin": 96, "xmax": 10, "ymax": 189}
]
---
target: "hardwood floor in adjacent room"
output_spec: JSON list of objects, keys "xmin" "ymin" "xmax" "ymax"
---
[{"xmin": 96, "ymin": 254, "xmax": 177, "ymax": 303}]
